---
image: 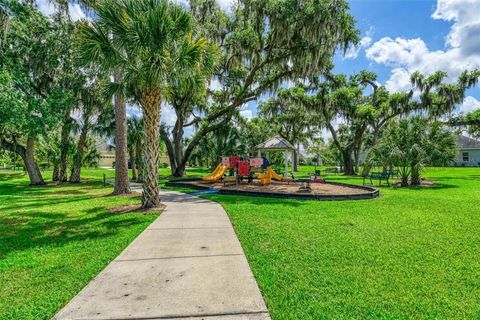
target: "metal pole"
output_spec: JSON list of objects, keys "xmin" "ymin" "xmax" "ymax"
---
[{"xmin": 103, "ymin": 173, "xmax": 106, "ymax": 187}]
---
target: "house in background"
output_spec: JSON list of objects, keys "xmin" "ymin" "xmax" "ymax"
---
[
  {"xmin": 455, "ymin": 135, "xmax": 480, "ymax": 167},
  {"xmin": 96, "ymin": 140, "xmax": 116, "ymax": 168},
  {"xmin": 95, "ymin": 138, "xmax": 170, "ymax": 169}
]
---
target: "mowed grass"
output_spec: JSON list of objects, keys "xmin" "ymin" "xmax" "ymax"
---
[
  {"xmin": 202, "ymin": 167, "xmax": 480, "ymax": 319},
  {"xmin": 0, "ymin": 169, "xmax": 157, "ymax": 320},
  {"xmin": 1, "ymin": 166, "xmax": 479, "ymax": 319}
]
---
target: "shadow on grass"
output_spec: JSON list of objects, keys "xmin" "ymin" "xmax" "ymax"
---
[
  {"xmin": 0, "ymin": 173, "xmax": 27, "ymax": 181},
  {"xmin": 0, "ymin": 180, "xmax": 148, "ymax": 259},
  {"xmin": 0, "ymin": 207, "xmax": 146, "ymax": 259}
]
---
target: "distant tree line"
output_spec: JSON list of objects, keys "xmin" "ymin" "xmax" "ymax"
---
[{"xmin": 0, "ymin": 0, "xmax": 478, "ymax": 209}]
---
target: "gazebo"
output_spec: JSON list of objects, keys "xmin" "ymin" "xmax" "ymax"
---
[{"xmin": 255, "ymin": 136, "xmax": 295, "ymax": 177}]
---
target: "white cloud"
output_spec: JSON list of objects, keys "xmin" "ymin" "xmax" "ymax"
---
[
  {"xmin": 458, "ymin": 96, "xmax": 480, "ymax": 114},
  {"xmin": 432, "ymin": 0, "xmax": 480, "ymax": 54},
  {"xmin": 36, "ymin": 0, "xmax": 55, "ymax": 16},
  {"xmin": 36, "ymin": 0, "xmax": 86, "ymax": 21},
  {"xmin": 209, "ymin": 78, "xmax": 223, "ymax": 91},
  {"xmin": 160, "ymin": 103, "xmax": 177, "ymax": 127},
  {"xmin": 126, "ymin": 103, "xmax": 177, "ymax": 127},
  {"xmin": 240, "ymin": 109, "xmax": 253, "ymax": 120},
  {"xmin": 176, "ymin": 0, "xmax": 233, "ymax": 12},
  {"xmin": 365, "ymin": 0, "xmax": 480, "ymax": 92},
  {"xmin": 68, "ymin": 3, "xmax": 86, "ymax": 21},
  {"xmin": 384, "ymin": 68, "xmax": 412, "ymax": 93},
  {"xmin": 217, "ymin": 0, "xmax": 234, "ymax": 12},
  {"xmin": 345, "ymin": 35, "xmax": 372, "ymax": 60}
]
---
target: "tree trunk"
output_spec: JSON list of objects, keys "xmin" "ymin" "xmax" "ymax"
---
[
  {"xmin": 173, "ymin": 165, "xmax": 185, "ymax": 177},
  {"xmin": 129, "ymin": 148, "xmax": 137, "ymax": 181},
  {"xmin": 354, "ymin": 148, "xmax": 360, "ymax": 173},
  {"xmin": 162, "ymin": 134, "xmax": 177, "ymax": 176},
  {"xmin": 140, "ymin": 91, "xmax": 161, "ymax": 208},
  {"xmin": 112, "ymin": 73, "xmax": 130, "ymax": 195},
  {"xmin": 165, "ymin": 115, "xmax": 187, "ymax": 177},
  {"xmin": 25, "ymin": 136, "xmax": 45, "ymax": 185},
  {"xmin": 173, "ymin": 137, "xmax": 185, "ymax": 177},
  {"xmin": 69, "ymin": 124, "xmax": 88, "ymax": 183},
  {"xmin": 411, "ymin": 165, "xmax": 421, "ymax": 186},
  {"xmin": 292, "ymin": 149, "xmax": 298, "ymax": 172},
  {"xmin": 52, "ymin": 162, "xmax": 60, "ymax": 181},
  {"xmin": 135, "ymin": 139, "xmax": 143, "ymax": 183},
  {"xmin": 342, "ymin": 149, "xmax": 355, "ymax": 176},
  {"xmin": 58, "ymin": 111, "xmax": 71, "ymax": 182},
  {"xmin": 400, "ymin": 166, "xmax": 410, "ymax": 187}
]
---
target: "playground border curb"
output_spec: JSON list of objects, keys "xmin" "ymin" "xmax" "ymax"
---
[{"xmin": 166, "ymin": 179, "xmax": 380, "ymax": 201}]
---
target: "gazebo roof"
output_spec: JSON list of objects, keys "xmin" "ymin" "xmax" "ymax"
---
[{"xmin": 255, "ymin": 136, "xmax": 295, "ymax": 151}]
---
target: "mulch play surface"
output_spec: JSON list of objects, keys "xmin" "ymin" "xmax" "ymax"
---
[{"xmin": 191, "ymin": 180, "xmax": 369, "ymax": 196}]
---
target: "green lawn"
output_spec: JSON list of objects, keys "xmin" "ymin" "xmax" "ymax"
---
[
  {"xmin": 1, "ymin": 167, "xmax": 479, "ymax": 319},
  {"xmin": 202, "ymin": 167, "xmax": 480, "ymax": 319},
  {"xmin": 0, "ymin": 169, "xmax": 157, "ymax": 320}
]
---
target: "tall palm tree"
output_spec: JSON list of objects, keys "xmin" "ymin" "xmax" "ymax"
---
[{"xmin": 77, "ymin": 0, "xmax": 213, "ymax": 208}]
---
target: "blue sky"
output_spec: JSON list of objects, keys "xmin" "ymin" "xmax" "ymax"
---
[
  {"xmin": 238, "ymin": 0, "xmax": 480, "ymax": 119},
  {"xmin": 36, "ymin": 0, "xmax": 480, "ymax": 124}
]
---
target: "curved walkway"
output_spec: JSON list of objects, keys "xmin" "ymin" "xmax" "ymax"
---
[{"xmin": 54, "ymin": 187, "xmax": 270, "ymax": 320}]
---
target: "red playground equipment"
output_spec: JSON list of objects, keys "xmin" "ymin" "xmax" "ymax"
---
[{"xmin": 203, "ymin": 155, "xmax": 326, "ymax": 187}]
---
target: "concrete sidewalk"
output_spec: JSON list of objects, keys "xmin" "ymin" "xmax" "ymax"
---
[{"xmin": 54, "ymin": 188, "xmax": 270, "ymax": 320}]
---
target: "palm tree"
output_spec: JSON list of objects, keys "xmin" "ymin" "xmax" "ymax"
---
[
  {"xmin": 127, "ymin": 115, "xmax": 143, "ymax": 182},
  {"xmin": 69, "ymin": 79, "xmax": 110, "ymax": 183},
  {"xmin": 78, "ymin": 0, "xmax": 213, "ymax": 208}
]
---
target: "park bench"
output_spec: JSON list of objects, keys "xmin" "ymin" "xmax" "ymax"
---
[
  {"xmin": 363, "ymin": 171, "xmax": 392, "ymax": 187},
  {"xmin": 324, "ymin": 167, "xmax": 339, "ymax": 175},
  {"xmin": 383, "ymin": 169, "xmax": 399, "ymax": 178}
]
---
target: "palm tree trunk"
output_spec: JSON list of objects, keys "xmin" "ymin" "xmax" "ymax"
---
[
  {"xmin": 141, "ymin": 91, "xmax": 161, "ymax": 208},
  {"xmin": 25, "ymin": 136, "xmax": 45, "ymax": 185},
  {"xmin": 58, "ymin": 112, "xmax": 70, "ymax": 182},
  {"xmin": 113, "ymin": 73, "xmax": 130, "ymax": 195},
  {"xmin": 411, "ymin": 165, "xmax": 421, "ymax": 186},
  {"xmin": 136, "ymin": 139, "xmax": 143, "ymax": 183},
  {"xmin": 69, "ymin": 124, "xmax": 88, "ymax": 183},
  {"xmin": 129, "ymin": 148, "xmax": 137, "ymax": 181},
  {"xmin": 172, "ymin": 120, "xmax": 184, "ymax": 177},
  {"xmin": 52, "ymin": 162, "xmax": 60, "ymax": 181}
]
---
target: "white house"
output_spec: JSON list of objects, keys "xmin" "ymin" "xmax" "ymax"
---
[{"xmin": 455, "ymin": 135, "xmax": 480, "ymax": 167}]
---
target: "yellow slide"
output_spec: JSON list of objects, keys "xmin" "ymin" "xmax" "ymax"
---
[
  {"xmin": 266, "ymin": 167, "xmax": 294, "ymax": 184},
  {"xmin": 202, "ymin": 164, "xmax": 228, "ymax": 182},
  {"xmin": 266, "ymin": 167, "xmax": 283, "ymax": 181}
]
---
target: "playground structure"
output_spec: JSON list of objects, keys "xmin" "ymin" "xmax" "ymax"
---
[
  {"xmin": 193, "ymin": 136, "xmax": 379, "ymax": 200},
  {"xmin": 201, "ymin": 155, "xmax": 297, "ymax": 186}
]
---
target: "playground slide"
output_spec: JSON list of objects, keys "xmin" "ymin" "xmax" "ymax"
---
[
  {"xmin": 202, "ymin": 164, "xmax": 228, "ymax": 182},
  {"xmin": 266, "ymin": 167, "xmax": 283, "ymax": 181},
  {"xmin": 203, "ymin": 163, "xmax": 222, "ymax": 179}
]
